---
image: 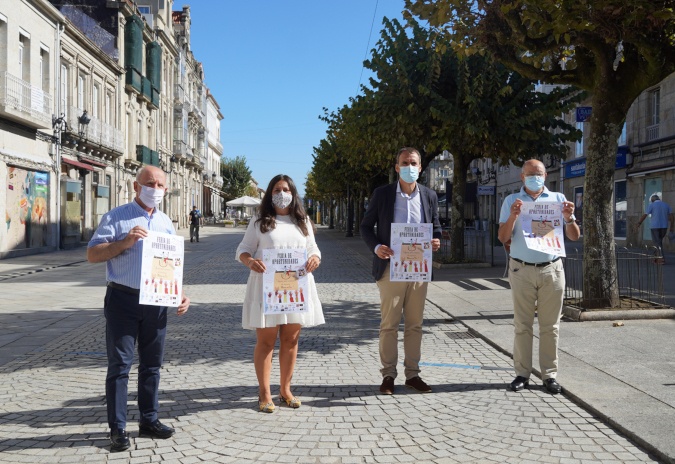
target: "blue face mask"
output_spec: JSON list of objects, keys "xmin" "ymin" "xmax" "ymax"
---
[
  {"xmin": 524, "ymin": 175, "xmax": 545, "ymax": 191},
  {"xmin": 399, "ymin": 166, "xmax": 419, "ymax": 183}
]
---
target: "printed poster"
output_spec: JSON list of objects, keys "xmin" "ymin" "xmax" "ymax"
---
[
  {"xmin": 520, "ymin": 201, "xmax": 566, "ymax": 257},
  {"xmin": 262, "ymin": 248, "xmax": 309, "ymax": 314},
  {"xmin": 139, "ymin": 231, "xmax": 185, "ymax": 306},
  {"xmin": 390, "ymin": 223, "xmax": 432, "ymax": 282},
  {"xmin": 6, "ymin": 167, "xmax": 50, "ymax": 250}
]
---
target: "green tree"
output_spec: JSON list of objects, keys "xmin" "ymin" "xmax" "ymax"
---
[
  {"xmin": 405, "ymin": 0, "xmax": 675, "ymax": 306},
  {"xmin": 363, "ymin": 17, "xmax": 579, "ymax": 260},
  {"xmin": 220, "ymin": 155, "xmax": 252, "ymax": 201}
]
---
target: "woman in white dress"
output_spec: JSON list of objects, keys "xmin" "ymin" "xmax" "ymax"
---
[{"xmin": 236, "ymin": 174, "xmax": 323, "ymax": 413}]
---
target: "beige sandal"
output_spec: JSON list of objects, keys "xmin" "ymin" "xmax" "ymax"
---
[
  {"xmin": 258, "ymin": 397, "xmax": 275, "ymax": 413},
  {"xmin": 279, "ymin": 394, "xmax": 301, "ymax": 408}
]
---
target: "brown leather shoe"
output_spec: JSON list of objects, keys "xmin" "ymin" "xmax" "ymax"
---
[
  {"xmin": 405, "ymin": 376, "xmax": 432, "ymax": 393},
  {"xmin": 379, "ymin": 376, "xmax": 395, "ymax": 395}
]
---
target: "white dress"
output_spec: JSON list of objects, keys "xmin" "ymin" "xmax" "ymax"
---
[{"xmin": 236, "ymin": 214, "xmax": 324, "ymax": 329}]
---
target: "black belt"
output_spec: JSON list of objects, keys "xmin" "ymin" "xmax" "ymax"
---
[
  {"xmin": 107, "ymin": 282, "xmax": 140, "ymax": 295},
  {"xmin": 510, "ymin": 257, "xmax": 561, "ymax": 267}
]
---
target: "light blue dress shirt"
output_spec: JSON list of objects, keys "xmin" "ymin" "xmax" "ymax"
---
[
  {"xmin": 88, "ymin": 200, "xmax": 176, "ymax": 289},
  {"xmin": 393, "ymin": 182, "xmax": 422, "ymax": 224},
  {"xmin": 646, "ymin": 200, "xmax": 672, "ymax": 228},
  {"xmin": 499, "ymin": 186, "xmax": 567, "ymax": 263}
]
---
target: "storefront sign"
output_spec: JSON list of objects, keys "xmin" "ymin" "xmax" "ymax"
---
[
  {"xmin": 477, "ymin": 186, "xmax": 495, "ymax": 196},
  {"xmin": 576, "ymin": 106, "xmax": 592, "ymax": 122},
  {"xmin": 564, "ymin": 150, "xmax": 630, "ymax": 178}
]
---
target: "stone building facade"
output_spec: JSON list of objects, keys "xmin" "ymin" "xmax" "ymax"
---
[{"xmin": 0, "ymin": 0, "xmax": 222, "ymax": 257}]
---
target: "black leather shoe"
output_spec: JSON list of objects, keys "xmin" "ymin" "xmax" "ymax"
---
[
  {"xmin": 509, "ymin": 376, "xmax": 529, "ymax": 392},
  {"xmin": 110, "ymin": 428, "xmax": 130, "ymax": 452},
  {"xmin": 379, "ymin": 376, "xmax": 395, "ymax": 395},
  {"xmin": 543, "ymin": 378, "xmax": 562, "ymax": 394},
  {"xmin": 139, "ymin": 420, "xmax": 175, "ymax": 439}
]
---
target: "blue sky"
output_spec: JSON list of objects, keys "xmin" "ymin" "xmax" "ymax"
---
[{"xmin": 186, "ymin": 1, "xmax": 406, "ymax": 195}]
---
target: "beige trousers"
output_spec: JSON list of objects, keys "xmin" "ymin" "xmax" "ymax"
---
[
  {"xmin": 376, "ymin": 264, "xmax": 428, "ymax": 380},
  {"xmin": 508, "ymin": 258, "xmax": 565, "ymax": 380}
]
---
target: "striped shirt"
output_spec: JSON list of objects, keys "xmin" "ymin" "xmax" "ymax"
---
[
  {"xmin": 88, "ymin": 200, "xmax": 176, "ymax": 289},
  {"xmin": 499, "ymin": 186, "xmax": 567, "ymax": 263}
]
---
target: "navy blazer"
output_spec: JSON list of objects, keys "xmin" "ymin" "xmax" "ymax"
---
[{"xmin": 360, "ymin": 182, "xmax": 443, "ymax": 281}]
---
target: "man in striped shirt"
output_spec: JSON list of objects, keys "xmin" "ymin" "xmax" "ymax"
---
[{"xmin": 88, "ymin": 165, "xmax": 190, "ymax": 452}]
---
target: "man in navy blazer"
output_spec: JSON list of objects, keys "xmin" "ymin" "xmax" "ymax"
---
[{"xmin": 360, "ymin": 147, "xmax": 442, "ymax": 395}]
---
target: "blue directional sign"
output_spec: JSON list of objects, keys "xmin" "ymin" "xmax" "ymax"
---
[{"xmin": 576, "ymin": 106, "xmax": 592, "ymax": 122}]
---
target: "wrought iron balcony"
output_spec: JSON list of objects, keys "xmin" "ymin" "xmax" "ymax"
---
[
  {"xmin": 647, "ymin": 124, "xmax": 660, "ymax": 142},
  {"xmin": 66, "ymin": 106, "xmax": 123, "ymax": 153},
  {"xmin": 0, "ymin": 71, "xmax": 53, "ymax": 128}
]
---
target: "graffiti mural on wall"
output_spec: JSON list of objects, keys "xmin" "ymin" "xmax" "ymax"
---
[{"xmin": 6, "ymin": 167, "xmax": 50, "ymax": 250}]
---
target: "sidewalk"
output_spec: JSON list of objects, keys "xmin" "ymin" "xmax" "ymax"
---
[
  {"xmin": 327, "ymin": 228, "xmax": 675, "ymax": 463},
  {"xmin": 0, "ymin": 225, "xmax": 670, "ymax": 463}
]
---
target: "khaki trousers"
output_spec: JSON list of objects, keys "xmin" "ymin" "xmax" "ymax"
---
[
  {"xmin": 508, "ymin": 258, "xmax": 565, "ymax": 380},
  {"xmin": 376, "ymin": 264, "xmax": 428, "ymax": 380}
]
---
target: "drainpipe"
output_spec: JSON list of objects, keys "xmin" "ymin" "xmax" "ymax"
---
[{"xmin": 54, "ymin": 21, "xmax": 64, "ymax": 250}]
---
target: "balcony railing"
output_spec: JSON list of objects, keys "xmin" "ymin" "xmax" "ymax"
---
[
  {"xmin": 0, "ymin": 71, "xmax": 53, "ymax": 126},
  {"xmin": 67, "ymin": 106, "xmax": 123, "ymax": 153},
  {"xmin": 647, "ymin": 124, "xmax": 660, "ymax": 142},
  {"xmin": 173, "ymin": 139, "xmax": 187, "ymax": 158},
  {"xmin": 136, "ymin": 144, "xmax": 159, "ymax": 167}
]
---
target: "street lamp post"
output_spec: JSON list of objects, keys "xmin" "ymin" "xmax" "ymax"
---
[{"xmin": 51, "ymin": 114, "xmax": 68, "ymax": 250}]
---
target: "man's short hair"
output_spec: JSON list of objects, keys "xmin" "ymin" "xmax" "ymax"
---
[{"xmin": 396, "ymin": 147, "xmax": 421, "ymax": 164}]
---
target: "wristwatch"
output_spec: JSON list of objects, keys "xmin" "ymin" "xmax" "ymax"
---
[{"xmin": 565, "ymin": 214, "xmax": 576, "ymax": 224}]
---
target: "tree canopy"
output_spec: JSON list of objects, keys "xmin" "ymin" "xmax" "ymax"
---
[
  {"xmin": 220, "ymin": 155, "xmax": 252, "ymax": 201},
  {"xmin": 310, "ymin": 16, "xmax": 579, "ymax": 260},
  {"xmin": 405, "ymin": 0, "xmax": 675, "ymax": 305}
]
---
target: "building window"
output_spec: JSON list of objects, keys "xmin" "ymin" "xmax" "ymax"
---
[
  {"xmin": 574, "ymin": 186, "xmax": 584, "ymax": 234},
  {"xmin": 614, "ymin": 180, "xmax": 627, "ymax": 239},
  {"xmin": 18, "ymin": 36, "xmax": 26, "ymax": 80},
  {"xmin": 138, "ymin": 6, "xmax": 151, "ymax": 14},
  {"xmin": 617, "ymin": 122, "xmax": 627, "ymax": 146},
  {"xmin": 439, "ymin": 168, "xmax": 449, "ymax": 178},
  {"xmin": 575, "ymin": 122, "xmax": 584, "ymax": 157},
  {"xmin": 77, "ymin": 74, "xmax": 85, "ymax": 110},
  {"xmin": 0, "ymin": 18, "xmax": 7, "ymax": 74},
  {"xmin": 60, "ymin": 64, "xmax": 68, "ymax": 116},
  {"xmin": 647, "ymin": 89, "xmax": 660, "ymax": 141},
  {"xmin": 39, "ymin": 47, "xmax": 49, "ymax": 91},
  {"xmin": 105, "ymin": 92, "xmax": 111, "ymax": 124},
  {"xmin": 649, "ymin": 89, "xmax": 660, "ymax": 126},
  {"xmin": 92, "ymin": 84, "xmax": 99, "ymax": 119}
]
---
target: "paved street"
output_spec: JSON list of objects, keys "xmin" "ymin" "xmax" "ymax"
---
[{"xmin": 0, "ymin": 225, "xmax": 668, "ymax": 463}]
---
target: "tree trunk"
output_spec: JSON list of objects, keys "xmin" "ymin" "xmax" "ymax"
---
[
  {"xmin": 346, "ymin": 185, "xmax": 354, "ymax": 237},
  {"xmin": 450, "ymin": 155, "xmax": 467, "ymax": 261},
  {"xmin": 582, "ymin": 87, "xmax": 625, "ymax": 308}
]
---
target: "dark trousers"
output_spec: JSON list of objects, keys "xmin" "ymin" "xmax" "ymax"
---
[
  {"xmin": 190, "ymin": 224, "xmax": 199, "ymax": 241},
  {"xmin": 104, "ymin": 287, "xmax": 167, "ymax": 430}
]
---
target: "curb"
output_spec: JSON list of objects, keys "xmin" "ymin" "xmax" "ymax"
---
[
  {"xmin": 562, "ymin": 305, "xmax": 675, "ymax": 321},
  {"xmin": 432, "ymin": 261, "xmax": 492, "ymax": 269}
]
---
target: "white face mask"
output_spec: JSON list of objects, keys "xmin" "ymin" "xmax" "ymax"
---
[
  {"xmin": 138, "ymin": 185, "xmax": 165, "ymax": 209},
  {"xmin": 272, "ymin": 191, "xmax": 293, "ymax": 210}
]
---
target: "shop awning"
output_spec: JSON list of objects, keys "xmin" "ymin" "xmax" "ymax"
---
[
  {"xmin": 79, "ymin": 157, "xmax": 107, "ymax": 168},
  {"xmin": 207, "ymin": 186, "xmax": 228, "ymax": 198},
  {"xmin": 62, "ymin": 157, "xmax": 95, "ymax": 171},
  {"xmin": 626, "ymin": 163, "xmax": 675, "ymax": 178}
]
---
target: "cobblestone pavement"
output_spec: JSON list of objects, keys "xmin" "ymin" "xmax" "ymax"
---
[{"xmin": 0, "ymin": 227, "xmax": 658, "ymax": 463}]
